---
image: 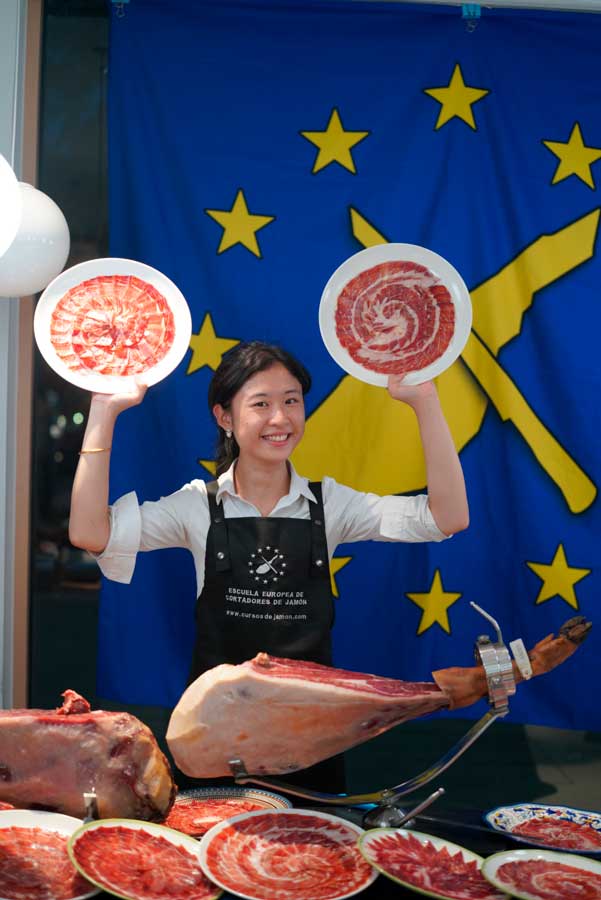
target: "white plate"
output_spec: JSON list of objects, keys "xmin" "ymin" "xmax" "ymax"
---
[
  {"xmin": 319, "ymin": 243, "xmax": 472, "ymax": 386},
  {"xmin": 484, "ymin": 803, "xmax": 601, "ymax": 855},
  {"xmin": 34, "ymin": 257, "xmax": 192, "ymax": 393},
  {"xmin": 482, "ymin": 847, "xmax": 601, "ymax": 900},
  {"xmin": 164, "ymin": 786, "xmax": 292, "ymax": 836},
  {"xmin": 68, "ymin": 818, "xmax": 222, "ymax": 900},
  {"xmin": 359, "ymin": 827, "xmax": 505, "ymax": 900},
  {"xmin": 0, "ymin": 809, "xmax": 99, "ymax": 900},
  {"xmin": 198, "ymin": 808, "xmax": 378, "ymax": 900}
]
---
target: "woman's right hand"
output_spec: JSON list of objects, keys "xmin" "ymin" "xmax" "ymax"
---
[{"xmin": 89, "ymin": 379, "xmax": 148, "ymax": 418}]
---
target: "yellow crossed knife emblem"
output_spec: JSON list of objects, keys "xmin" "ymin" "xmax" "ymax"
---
[{"xmin": 293, "ymin": 208, "xmax": 598, "ymax": 514}]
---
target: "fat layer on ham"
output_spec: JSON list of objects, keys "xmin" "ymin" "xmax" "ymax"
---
[
  {"xmin": 0, "ymin": 690, "xmax": 176, "ymax": 821},
  {"xmin": 167, "ymin": 617, "xmax": 591, "ymax": 779}
]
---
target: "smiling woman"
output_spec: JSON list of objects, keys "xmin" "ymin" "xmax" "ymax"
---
[{"xmin": 68, "ymin": 339, "xmax": 468, "ymax": 790}]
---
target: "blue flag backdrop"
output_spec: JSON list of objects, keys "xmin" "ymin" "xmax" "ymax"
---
[{"xmin": 102, "ymin": 0, "xmax": 600, "ymax": 731}]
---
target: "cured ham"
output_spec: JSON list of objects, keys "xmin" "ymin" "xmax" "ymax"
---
[
  {"xmin": 163, "ymin": 797, "xmax": 270, "ymax": 837},
  {"xmin": 360, "ymin": 830, "xmax": 506, "ymax": 900},
  {"xmin": 335, "ymin": 260, "xmax": 455, "ymax": 375},
  {"xmin": 200, "ymin": 810, "xmax": 376, "ymax": 900},
  {"xmin": 0, "ymin": 691, "xmax": 175, "ymax": 821},
  {"xmin": 167, "ymin": 616, "xmax": 590, "ymax": 778},
  {"xmin": 71, "ymin": 824, "xmax": 219, "ymax": 900},
  {"xmin": 0, "ymin": 826, "xmax": 93, "ymax": 900},
  {"xmin": 49, "ymin": 274, "xmax": 175, "ymax": 376},
  {"xmin": 511, "ymin": 816, "xmax": 601, "ymax": 852},
  {"xmin": 494, "ymin": 858, "xmax": 601, "ymax": 899}
]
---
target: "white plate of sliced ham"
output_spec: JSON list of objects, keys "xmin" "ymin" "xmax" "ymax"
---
[
  {"xmin": 481, "ymin": 848, "xmax": 601, "ymax": 900},
  {"xmin": 0, "ymin": 809, "xmax": 99, "ymax": 900},
  {"xmin": 34, "ymin": 257, "xmax": 192, "ymax": 393},
  {"xmin": 484, "ymin": 803, "xmax": 601, "ymax": 855},
  {"xmin": 359, "ymin": 828, "xmax": 508, "ymax": 900},
  {"xmin": 319, "ymin": 243, "xmax": 472, "ymax": 386},
  {"xmin": 68, "ymin": 818, "xmax": 222, "ymax": 900},
  {"xmin": 198, "ymin": 808, "xmax": 378, "ymax": 900},
  {"xmin": 162, "ymin": 786, "xmax": 292, "ymax": 837}
]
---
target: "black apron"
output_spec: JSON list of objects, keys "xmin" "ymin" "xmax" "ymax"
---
[
  {"xmin": 189, "ymin": 480, "xmax": 334, "ymax": 676},
  {"xmin": 181, "ymin": 480, "xmax": 346, "ymax": 795}
]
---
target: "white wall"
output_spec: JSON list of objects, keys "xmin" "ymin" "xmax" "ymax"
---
[{"xmin": 0, "ymin": 0, "xmax": 28, "ymax": 709}]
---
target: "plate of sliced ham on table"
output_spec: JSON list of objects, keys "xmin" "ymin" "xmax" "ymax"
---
[
  {"xmin": 0, "ymin": 809, "xmax": 99, "ymax": 900},
  {"xmin": 197, "ymin": 808, "xmax": 378, "ymax": 900},
  {"xmin": 68, "ymin": 818, "xmax": 222, "ymax": 900},
  {"xmin": 358, "ymin": 827, "xmax": 508, "ymax": 900},
  {"xmin": 319, "ymin": 243, "xmax": 472, "ymax": 386},
  {"xmin": 34, "ymin": 257, "xmax": 192, "ymax": 393},
  {"xmin": 484, "ymin": 803, "xmax": 601, "ymax": 855},
  {"xmin": 481, "ymin": 847, "xmax": 601, "ymax": 900},
  {"xmin": 162, "ymin": 785, "xmax": 291, "ymax": 838}
]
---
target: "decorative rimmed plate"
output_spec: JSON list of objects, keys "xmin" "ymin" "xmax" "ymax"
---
[
  {"xmin": 484, "ymin": 803, "xmax": 601, "ymax": 855},
  {"xmin": 34, "ymin": 257, "xmax": 192, "ymax": 393},
  {"xmin": 319, "ymin": 243, "xmax": 472, "ymax": 386},
  {"xmin": 358, "ymin": 828, "xmax": 508, "ymax": 900},
  {"xmin": 68, "ymin": 818, "xmax": 222, "ymax": 900},
  {"xmin": 198, "ymin": 808, "xmax": 378, "ymax": 900},
  {"xmin": 481, "ymin": 848, "xmax": 601, "ymax": 900},
  {"xmin": 163, "ymin": 786, "xmax": 292, "ymax": 837},
  {"xmin": 0, "ymin": 809, "xmax": 99, "ymax": 900}
]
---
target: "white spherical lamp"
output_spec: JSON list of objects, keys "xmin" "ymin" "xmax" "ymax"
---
[
  {"xmin": 0, "ymin": 153, "xmax": 22, "ymax": 259},
  {"xmin": 0, "ymin": 182, "xmax": 70, "ymax": 298}
]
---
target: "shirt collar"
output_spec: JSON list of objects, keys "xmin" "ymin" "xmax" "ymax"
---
[{"xmin": 216, "ymin": 460, "xmax": 317, "ymax": 505}]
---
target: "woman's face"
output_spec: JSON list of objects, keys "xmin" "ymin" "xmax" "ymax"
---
[{"xmin": 215, "ymin": 362, "xmax": 305, "ymax": 467}]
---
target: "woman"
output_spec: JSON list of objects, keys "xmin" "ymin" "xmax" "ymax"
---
[{"xmin": 69, "ymin": 341, "xmax": 469, "ymax": 790}]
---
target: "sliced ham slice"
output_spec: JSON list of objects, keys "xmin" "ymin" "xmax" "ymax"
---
[
  {"xmin": 167, "ymin": 617, "xmax": 591, "ymax": 778},
  {"xmin": 0, "ymin": 691, "xmax": 176, "ymax": 821}
]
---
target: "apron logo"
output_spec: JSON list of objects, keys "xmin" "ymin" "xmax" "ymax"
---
[{"xmin": 248, "ymin": 546, "xmax": 287, "ymax": 584}]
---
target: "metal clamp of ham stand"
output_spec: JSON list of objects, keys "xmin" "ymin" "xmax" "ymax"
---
[{"xmin": 230, "ymin": 603, "xmax": 517, "ymax": 828}]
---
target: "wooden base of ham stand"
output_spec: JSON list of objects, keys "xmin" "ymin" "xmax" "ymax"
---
[{"xmin": 230, "ymin": 603, "xmax": 517, "ymax": 828}]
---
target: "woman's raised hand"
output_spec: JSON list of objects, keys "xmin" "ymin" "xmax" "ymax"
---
[
  {"xmin": 90, "ymin": 379, "xmax": 148, "ymax": 418},
  {"xmin": 387, "ymin": 375, "xmax": 437, "ymax": 406}
]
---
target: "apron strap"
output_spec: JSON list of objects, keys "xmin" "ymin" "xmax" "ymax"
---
[
  {"xmin": 206, "ymin": 481, "xmax": 232, "ymax": 572},
  {"xmin": 207, "ymin": 479, "xmax": 328, "ymax": 577},
  {"xmin": 308, "ymin": 481, "xmax": 329, "ymax": 578}
]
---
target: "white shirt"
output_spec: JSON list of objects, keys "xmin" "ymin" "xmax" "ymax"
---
[{"xmin": 97, "ymin": 461, "xmax": 449, "ymax": 593}]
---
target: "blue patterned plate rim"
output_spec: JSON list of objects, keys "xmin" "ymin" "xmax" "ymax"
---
[{"xmin": 483, "ymin": 802, "xmax": 601, "ymax": 856}]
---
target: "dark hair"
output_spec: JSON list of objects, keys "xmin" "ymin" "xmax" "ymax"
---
[{"xmin": 208, "ymin": 341, "xmax": 312, "ymax": 476}]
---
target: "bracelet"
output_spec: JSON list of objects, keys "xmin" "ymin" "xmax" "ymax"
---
[{"xmin": 79, "ymin": 447, "xmax": 112, "ymax": 455}]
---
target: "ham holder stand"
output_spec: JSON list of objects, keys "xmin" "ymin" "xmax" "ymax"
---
[{"xmin": 230, "ymin": 602, "xmax": 518, "ymax": 828}]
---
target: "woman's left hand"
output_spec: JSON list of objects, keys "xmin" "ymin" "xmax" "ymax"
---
[{"xmin": 387, "ymin": 375, "xmax": 437, "ymax": 406}]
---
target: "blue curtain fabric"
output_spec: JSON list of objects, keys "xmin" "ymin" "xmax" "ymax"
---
[{"xmin": 104, "ymin": 0, "xmax": 600, "ymax": 730}]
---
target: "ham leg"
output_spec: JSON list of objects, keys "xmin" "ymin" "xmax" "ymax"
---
[
  {"xmin": 167, "ymin": 617, "xmax": 591, "ymax": 778},
  {"xmin": 0, "ymin": 691, "xmax": 176, "ymax": 820}
]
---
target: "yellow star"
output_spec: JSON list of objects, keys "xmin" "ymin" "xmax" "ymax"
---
[
  {"xmin": 424, "ymin": 64, "xmax": 489, "ymax": 130},
  {"xmin": 205, "ymin": 189, "xmax": 275, "ymax": 257},
  {"xmin": 197, "ymin": 460, "xmax": 216, "ymax": 477},
  {"xmin": 187, "ymin": 313, "xmax": 239, "ymax": 375},
  {"xmin": 527, "ymin": 544, "xmax": 591, "ymax": 609},
  {"xmin": 543, "ymin": 123, "xmax": 601, "ymax": 189},
  {"xmin": 329, "ymin": 556, "xmax": 352, "ymax": 598},
  {"xmin": 300, "ymin": 108, "xmax": 369, "ymax": 174},
  {"xmin": 406, "ymin": 570, "xmax": 462, "ymax": 635}
]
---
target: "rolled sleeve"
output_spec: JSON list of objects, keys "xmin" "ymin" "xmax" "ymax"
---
[
  {"xmin": 323, "ymin": 477, "xmax": 450, "ymax": 551},
  {"xmin": 94, "ymin": 491, "xmax": 141, "ymax": 584},
  {"xmin": 379, "ymin": 493, "xmax": 449, "ymax": 542}
]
